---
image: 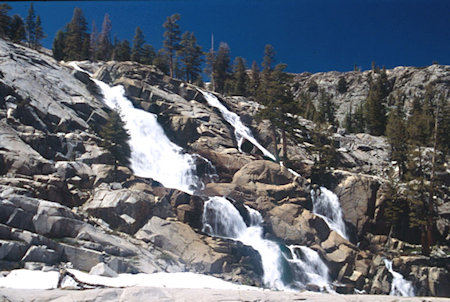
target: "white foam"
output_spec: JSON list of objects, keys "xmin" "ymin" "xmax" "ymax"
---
[
  {"xmin": 311, "ymin": 187, "xmax": 348, "ymax": 239},
  {"xmin": 94, "ymin": 79, "xmax": 202, "ymax": 194}
]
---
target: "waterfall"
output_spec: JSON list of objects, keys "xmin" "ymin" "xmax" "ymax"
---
[
  {"xmin": 92, "ymin": 71, "xmax": 331, "ymax": 291},
  {"xmin": 94, "ymin": 79, "xmax": 202, "ymax": 194},
  {"xmin": 311, "ymin": 187, "xmax": 348, "ymax": 240},
  {"xmin": 383, "ymin": 259, "xmax": 415, "ymax": 296},
  {"xmin": 202, "ymin": 196, "xmax": 285, "ymax": 289},
  {"xmin": 200, "ymin": 91, "xmax": 276, "ymax": 161},
  {"xmin": 286, "ymin": 245, "xmax": 330, "ymax": 290}
]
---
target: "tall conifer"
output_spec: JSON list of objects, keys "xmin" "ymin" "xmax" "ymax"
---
[
  {"xmin": 98, "ymin": 13, "xmax": 112, "ymax": 61},
  {"xmin": 163, "ymin": 13, "xmax": 181, "ymax": 78},
  {"xmin": 9, "ymin": 14, "xmax": 25, "ymax": 42},
  {"xmin": 0, "ymin": 4, "xmax": 11, "ymax": 38},
  {"xmin": 178, "ymin": 31, "xmax": 203, "ymax": 83},
  {"xmin": 34, "ymin": 15, "xmax": 46, "ymax": 49},
  {"xmin": 25, "ymin": 3, "xmax": 35, "ymax": 47},
  {"xmin": 131, "ymin": 26, "xmax": 145, "ymax": 63},
  {"xmin": 232, "ymin": 56, "xmax": 248, "ymax": 96},
  {"xmin": 64, "ymin": 8, "xmax": 89, "ymax": 60},
  {"xmin": 213, "ymin": 42, "xmax": 231, "ymax": 93}
]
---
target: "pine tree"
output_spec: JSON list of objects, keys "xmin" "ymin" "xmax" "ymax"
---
[
  {"xmin": 153, "ymin": 49, "xmax": 170, "ymax": 75},
  {"xmin": 131, "ymin": 26, "xmax": 145, "ymax": 63},
  {"xmin": 97, "ymin": 13, "xmax": 112, "ymax": 61},
  {"xmin": 353, "ymin": 103, "xmax": 365, "ymax": 133},
  {"xmin": 99, "ymin": 111, "xmax": 131, "ymax": 175},
  {"xmin": 232, "ymin": 56, "xmax": 248, "ymax": 96},
  {"xmin": 25, "ymin": 3, "xmax": 35, "ymax": 47},
  {"xmin": 114, "ymin": 39, "xmax": 131, "ymax": 61},
  {"xmin": 256, "ymin": 63, "xmax": 298, "ymax": 161},
  {"xmin": 317, "ymin": 90, "xmax": 336, "ymax": 126},
  {"xmin": 249, "ymin": 61, "xmax": 260, "ymax": 97},
  {"xmin": 337, "ymin": 76, "xmax": 347, "ymax": 93},
  {"xmin": 310, "ymin": 129, "xmax": 337, "ymax": 184},
  {"xmin": 0, "ymin": 3, "xmax": 11, "ymax": 38},
  {"xmin": 343, "ymin": 105, "xmax": 354, "ymax": 133},
  {"xmin": 261, "ymin": 44, "xmax": 275, "ymax": 77},
  {"xmin": 436, "ymin": 94, "xmax": 450, "ymax": 155},
  {"xmin": 383, "ymin": 178, "xmax": 408, "ymax": 242},
  {"xmin": 8, "ymin": 14, "xmax": 26, "ymax": 43},
  {"xmin": 64, "ymin": 8, "xmax": 89, "ymax": 60},
  {"xmin": 141, "ymin": 44, "xmax": 155, "ymax": 65},
  {"xmin": 213, "ymin": 42, "xmax": 231, "ymax": 94},
  {"xmin": 205, "ymin": 48, "xmax": 216, "ymax": 91},
  {"xmin": 89, "ymin": 20, "xmax": 99, "ymax": 61},
  {"xmin": 52, "ymin": 29, "xmax": 66, "ymax": 61},
  {"xmin": 178, "ymin": 31, "xmax": 203, "ymax": 83},
  {"xmin": 404, "ymin": 86, "xmax": 443, "ymax": 256},
  {"xmin": 298, "ymin": 92, "xmax": 318, "ymax": 121},
  {"xmin": 163, "ymin": 13, "xmax": 181, "ymax": 78},
  {"xmin": 34, "ymin": 15, "xmax": 46, "ymax": 50},
  {"xmin": 386, "ymin": 106, "xmax": 408, "ymax": 178},
  {"xmin": 173, "ymin": 57, "xmax": 184, "ymax": 79},
  {"xmin": 364, "ymin": 68, "xmax": 390, "ymax": 135}
]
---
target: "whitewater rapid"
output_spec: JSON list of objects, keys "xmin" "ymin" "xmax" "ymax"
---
[
  {"xmin": 201, "ymin": 91, "xmax": 276, "ymax": 161},
  {"xmin": 311, "ymin": 187, "xmax": 348, "ymax": 239},
  {"xmin": 383, "ymin": 259, "xmax": 415, "ymax": 296},
  {"xmin": 94, "ymin": 80, "xmax": 202, "ymax": 194},
  {"xmin": 202, "ymin": 196, "xmax": 285, "ymax": 289}
]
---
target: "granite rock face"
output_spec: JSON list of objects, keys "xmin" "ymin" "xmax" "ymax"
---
[
  {"xmin": 0, "ymin": 38, "xmax": 448, "ymax": 296},
  {"xmin": 291, "ymin": 65, "xmax": 450, "ymax": 124}
]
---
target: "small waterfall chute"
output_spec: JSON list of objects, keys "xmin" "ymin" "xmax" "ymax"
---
[
  {"xmin": 311, "ymin": 187, "xmax": 348, "ymax": 240},
  {"xmin": 200, "ymin": 91, "xmax": 276, "ymax": 161},
  {"xmin": 202, "ymin": 197, "xmax": 285, "ymax": 289},
  {"xmin": 286, "ymin": 245, "xmax": 331, "ymax": 291},
  {"xmin": 200, "ymin": 91, "xmax": 303, "ymax": 179},
  {"xmin": 383, "ymin": 259, "xmax": 415, "ymax": 296}
]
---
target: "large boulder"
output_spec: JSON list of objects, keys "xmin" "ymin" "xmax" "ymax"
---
[
  {"xmin": 268, "ymin": 204, "xmax": 330, "ymax": 245},
  {"xmin": 0, "ymin": 122, "xmax": 54, "ymax": 176},
  {"xmin": 135, "ymin": 216, "xmax": 263, "ymax": 284},
  {"xmin": 232, "ymin": 160, "xmax": 292, "ymax": 186},
  {"xmin": 83, "ymin": 187, "xmax": 174, "ymax": 234},
  {"xmin": 1, "ymin": 194, "xmax": 83, "ymax": 238},
  {"xmin": 333, "ymin": 170, "xmax": 381, "ymax": 236}
]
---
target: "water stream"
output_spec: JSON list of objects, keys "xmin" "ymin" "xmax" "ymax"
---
[
  {"xmin": 286, "ymin": 245, "xmax": 331, "ymax": 290},
  {"xmin": 201, "ymin": 91, "xmax": 276, "ymax": 161},
  {"xmin": 383, "ymin": 259, "xmax": 415, "ymax": 296},
  {"xmin": 202, "ymin": 196, "xmax": 285, "ymax": 289},
  {"xmin": 311, "ymin": 187, "xmax": 348, "ymax": 240},
  {"xmin": 94, "ymin": 79, "xmax": 202, "ymax": 194}
]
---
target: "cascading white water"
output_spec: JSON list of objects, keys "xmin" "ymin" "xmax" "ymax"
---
[
  {"xmin": 311, "ymin": 187, "xmax": 348, "ymax": 240},
  {"xmin": 202, "ymin": 196, "xmax": 285, "ymax": 289},
  {"xmin": 245, "ymin": 205, "xmax": 264, "ymax": 226},
  {"xmin": 200, "ymin": 91, "xmax": 276, "ymax": 161},
  {"xmin": 200, "ymin": 91, "xmax": 301, "ymax": 178},
  {"xmin": 383, "ymin": 259, "xmax": 415, "ymax": 296},
  {"xmin": 93, "ymin": 70, "xmax": 331, "ymax": 291},
  {"xmin": 286, "ymin": 245, "xmax": 330, "ymax": 290},
  {"xmin": 94, "ymin": 79, "xmax": 202, "ymax": 194}
]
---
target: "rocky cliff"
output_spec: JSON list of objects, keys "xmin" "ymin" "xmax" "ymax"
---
[
  {"xmin": 291, "ymin": 65, "xmax": 450, "ymax": 124},
  {"xmin": 0, "ymin": 38, "xmax": 448, "ymax": 299}
]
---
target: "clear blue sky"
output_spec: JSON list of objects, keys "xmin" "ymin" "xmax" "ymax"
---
[{"xmin": 7, "ymin": 0, "xmax": 450, "ymax": 73}]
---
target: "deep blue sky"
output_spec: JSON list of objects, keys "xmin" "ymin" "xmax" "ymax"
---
[{"xmin": 7, "ymin": 0, "xmax": 450, "ymax": 73}]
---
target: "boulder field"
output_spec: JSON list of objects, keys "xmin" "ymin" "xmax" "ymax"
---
[{"xmin": 0, "ymin": 39, "xmax": 448, "ymax": 300}]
